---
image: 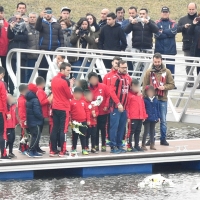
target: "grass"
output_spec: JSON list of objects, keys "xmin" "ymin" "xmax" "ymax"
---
[{"xmin": 1, "ymin": 0, "xmax": 200, "ymax": 41}]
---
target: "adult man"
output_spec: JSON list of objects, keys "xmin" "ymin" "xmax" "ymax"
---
[
  {"xmin": 0, "ymin": 6, "xmax": 9, "ymax": 84},
  {"xmin": 26, "ymin": 12, "xmax": 39, "ymax": 82},
  {"xmin": 116, "ymin": 7, "xmax": 125, "ymax": 26},
  {"xmin": 103, "ymin": 56, "xmax": 122, "ymax": 86},
  {"xmin": 58, "ymin": 7, "xmax": 75, "ymax": 26},
  {"xmin": 178, "ymin": 3, "xmax": 198, "ymax": 87},
  {"xmin": 99, "ymin": 12, "xmax": 127, "ymax": 69},
  {"xmin": 35, "ymin": 7, "xmax": 64, "ymax": 79},
  {"xmin": 124, "ymin": 8, "xmax": 159, "ymax": 52},
  {"xmin": 109, "ymin": 60, "xmax": 131, "ymax": 153},
  {"xmin": 50, "ymin": 62, "xmax": 73, "ymax": 157},
  {"xmin": 155, "ymin": 7, "xmax": 177, "ymax": 75},
  {"xmin": 98, "ymin": 8, "xmax": 109, "ymax": 28},
  {"xmin": 143, "ymin": 53, "xmax": 174, "ymax": 146}
]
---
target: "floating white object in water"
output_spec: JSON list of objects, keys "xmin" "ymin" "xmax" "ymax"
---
[
  {"xmin": 80, "ymin": 180, "xmax": 85, "ymax": 185},
  {"xmin": 138, "ymin": 174, "xmax": 174, "ymax": 188}
]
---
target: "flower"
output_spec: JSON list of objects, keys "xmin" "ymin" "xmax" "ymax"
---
[
  {"xmin": 71, "ymin": 121, "xmax": 87, "ymax": 136},
  {"xmin": 91, "ymin": 96, "xmax": 103, "ymax": 106}
]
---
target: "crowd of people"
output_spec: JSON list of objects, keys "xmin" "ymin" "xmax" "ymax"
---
[{"xmin": 0, "ymin": 1, "xmax": 198, "ymax": 158}]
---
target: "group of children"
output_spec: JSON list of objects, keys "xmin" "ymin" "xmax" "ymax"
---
[{"xmin": 0, "ymin": 54, "xmax": 161, "ymax": 159}]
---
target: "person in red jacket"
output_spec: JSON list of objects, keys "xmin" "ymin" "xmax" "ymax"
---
[
  {"xmin": 127, "ymin": 78, "xmax": 147, "ymax": 152},
  {"xmin": 88, "ymin": 72, "xmax": 110, "ymax": 152},
  {"xmin": 84, "ymin": 89, "xmax": 99, "ymax": 153},
  {"xmin": 103, "ymin": 56, "xmax": 122, "ymax": 86},
  {"xmin": 50, "ymin": 62, "xmax": 74, "ymax": 157},
  {"xmin": 36, "ymin": 76, "xmax": 50, "ymax": 154},
  {"xmin": 0, "ymin": 67, "xmax": 10, "ymax": 159},
  {"xmin": 18, "ymin": 84, "xmax": 29, "ymax": 154},
  {"xmin": 70, "ymin": 87, "xmax": 90, "ymax": 155},
  {"xmin": 6, "ymin": 94, "xmax": 18, "ymax": 158},
  {"xmin": 0, "ymin": 6, "xmax": 9, "ymax": 84}
]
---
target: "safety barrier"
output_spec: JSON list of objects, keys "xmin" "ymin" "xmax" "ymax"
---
[{"xmin": 6, "ymin": 47, "xmax": 200, "ymax": 124}]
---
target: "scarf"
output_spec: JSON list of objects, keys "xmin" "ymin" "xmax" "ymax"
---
[
  {"xmin": 151, "ymin": 71, "xmax": 166, "ymax": 97},
  {"xmin": 13, "ymin": 21, "xmax": 26, "ymax": 35}
]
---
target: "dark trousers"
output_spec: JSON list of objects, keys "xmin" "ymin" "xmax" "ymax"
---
[
  {"xmin": 38, "ymin": 56, "xmax": 53, "ymax": 80},
  {"xmin": 166, "ymin": 58, "xmax": 175, "ymax": 75},
  {"xmin": 0, "ymin": 56, "xmax": 8, "ymax": 84},
  {"xmin": 29, "ymin": 125, "xmax": 41, "ymax": 152},
  {"xmin": 36, "ymin": 119, "xmax": 44, "ymax": 151},
  {"xmin": 26, "ymin": 59, "xmax": 37, "ymax": 83},
  {"xmin": 142, "ymin": 121, "xmax": 156, "ymax": 145},
  {"xmin": 72, "ymin": 121, "xmax": 87, "ymax": 150},
  {"xmin": 50, "ymin": 109, "xmax": 67, "ymax": 153},
  {"xmin": 96, "ymin": 114, "xmax": 108, "ymax": 147},
  {"xmin": 86, "ymin": 126, "xmax": 97, "ymax": 149},
  {"xmin": 127, "ymin": 119, "xmax": 143, "ymax": 148},
  {"xmin": 0, "ymin": 113, "xmax": 7, "ymax": 157},
  {"xmin": 195, "ymin": 48, "xmax": 200, "ymax": 74},
  {"xmin": 6, "ymin": 128, "xmax": 15, "ymax": 154}
]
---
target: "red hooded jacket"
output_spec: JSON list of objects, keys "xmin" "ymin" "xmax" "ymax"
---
[
  {"xmin": 37, "ymin": 87, "xmax": 49, "ymax": 118},
  {"xmin": 70, "ymin": 98, "xmax": 90, "ymax": 123},
  {"xmin": 103, "ymin": 69, "xmax": 118, "ymax": 86},
  {"xmin": 89, "ymin": 83, "xmax": 110, "ymax": 115},
  {"xmin": 126, "ymin": 91, "xmax": 148, "ymax": 120},
  {"xmin": 17, "ymin": 94, "xmax": 27, "ymax": 128},
  {"xmin": 0, "ymin": 80, "xmax": 7, "ymax": 113},
  {"xmin": 0, "ymin": 19, "xmax": 9, "ymax": 56},
  {"xmin": 51, "ymin": 73, "xmax": 73, "ymax": 111},
  {"xmin": 6, "ymin": 104, "xmax": 18, "ymax": 128}
]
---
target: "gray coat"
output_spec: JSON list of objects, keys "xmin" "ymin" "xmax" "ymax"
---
[{"xmin": 26, "ymin": 24, "xmax": 39, "ymax": 59}]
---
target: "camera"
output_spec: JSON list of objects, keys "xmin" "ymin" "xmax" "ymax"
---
[
  {"xmin": 136, "ymin": 17, "xmax": 144, "ymax": 23},
  {"xmin": 78, "ymin": 28, "xmax": 88, "ymax": 37},
  {"xmin": 46, "ymin": 10, "xmax": 52, "ymax": 14}
]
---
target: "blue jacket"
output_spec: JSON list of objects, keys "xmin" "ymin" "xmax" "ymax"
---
[
  {"xmin": 155, "ymin": 19, "xmax": 177, "ymax": 55},
  {"xmin": 26, "ymin": 91, "xmax": 43, "ymax": 127},
  {"xmin": 144, "ymin": 97, "xmax": 160, "ymax": 122}
]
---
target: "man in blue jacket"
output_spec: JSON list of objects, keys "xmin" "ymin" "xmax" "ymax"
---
[{"xmin": 155, "ymin": 7, "xmax": 177, "ymax": 76}]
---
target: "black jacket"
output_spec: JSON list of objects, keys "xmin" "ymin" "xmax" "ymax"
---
[
  {"xmin": 177, "ymin": 13, "xmax": 197, "ymax": 51},
  {"xmin": 98, "ymin": 23, "xmax": 127, "ymax": 51},
  {"xmin": 124, "ymin": 19, "xmax": 159, "ymax": 50},
  {"xmin": 35, "ymin": 17, "xmax": 64, "ymax": 51},
  {"xmin": 98, "ymin": 20, "xmax": 107, "ymax": 28},
  {"xmin": 26, "ymin": 91, "xmax": 43, "ymax": 127}
]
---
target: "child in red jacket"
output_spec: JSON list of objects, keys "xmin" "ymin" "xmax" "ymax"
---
[
  {"xmin": 127, "ymin": 78, "xmax": 147, "ymax": 152},
  {"xmin": 36, "ymin": 76, "xmax": 50, "ymax": 154},
  {"xmin": 6, "ymin": 94, "xmax": 18, "ymax": 158},
  {"xmin": 70, "ymin": 87, "xmax": 90, "ymax": 155},
  {"xmin": 84, "ymin": 90, "xmax": 99, "ymax": 153}
]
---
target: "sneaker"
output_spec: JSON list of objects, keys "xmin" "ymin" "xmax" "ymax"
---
[
  {"xmin": 8, "ymin": 153, "xmax": 16, "ymax": 158},
  {"xmin": 82, "ymin": 149, "xmax": 89, "ymax": 155},
  {"xmin": 160, "ymin": 140, "xmax": 169, "ymax": 146},
  {"xmin": 145, "ymin": 140, "xmax": 150, "ymax": 146},
  {"xmin": 127, "ymin": 147, "xmax": 138, "ymax": 152},
  {"xmin": 91, "ymin": 148, "xmax": 98, "ymax": 153},
  {"xmin": 37, "ymin": 148, "xmax": 46, "ymax": 154},
  {"xmin": 26, "ymin": 151, "xmax": 34, "ymax": 158},
  {"xmin": 18, "ymin": 149, "xmax": 22, "ymax": 153},
  {"xmin": 135, "ymin": 146, "xmax": 144, "ymax": 152},
  {"xmin": 55, "ymin": 150, "xmax": 60, "ymax": 154},
  {"xmin": 119, "ymin": 147, "xmax": 127, "ymax": 153},
  {"xmin": 110, "ymin": 147, "xmax": 121, "ymax": 154},
  {"xmin": 95, "ymin": 146, "xmax": 99, "ymax": 151},
  {"xmin": 71, "ymin": 149, "xmax": 77, "ymax": 155},
  {"xmin": 101, "ymin": 146, "xmax": 106, "ymax": 152},
  {"xmin": 34, "ymin": 152, "xmax": 43, "ymax": 158},
  {"xmin": 49, "ymin": 151, "xmax": 58, "ymax": 157},
  {"xmin": 106, "ymin": 139, "xmax": 111, "ymax": 146},
  {"xmin": 122, "ymin": 140, "xmax": 126, "ymax": 147},
  {"xmin": 141, "ymin": 146, "xmax": 148, "ymax": 151},
  {"xmin": 1, "ymin": 155, "xmax": 11, "ymax": 159},
  {"xmin": 59, "ymin": 151, "xmax": 65, "ymax": 157},
  {"xmin": 22, "ymin": 151, "xmax": 28, "ymax": 155}
]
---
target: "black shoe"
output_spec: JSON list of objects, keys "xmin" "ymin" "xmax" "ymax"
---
[
  {"xmin": 1, "ymin": 155, "xmax": 11, "ymax": 159},
  {"xmin": 8, "ymin": 153, "xmax": 16, "ymax": 158},
  {"xmin": 135, "ymin": 146, "xmax": 144, "ymax": 152},
  {"xmin": 145, "ymin": 140, "xmax": 150, "ymax": 146},
  {"xmin": 160, "ymin": 140, "xmax": 169, "ymax": 146},
  {"xmin": 173, "ymin": 86, "xmax": 177, "ymax": 89},
  {"xmin": 37, "ymin": 148, "xmax": 46, "ymax": 154},
  {"xmin": 187, "ymin": 83, "xmax": 194, "ymax": 88}
]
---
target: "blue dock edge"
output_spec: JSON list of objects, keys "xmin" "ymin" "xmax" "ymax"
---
[{"xmin": 1, "ymin": 161, "xmax": 200, "ymax": 180}]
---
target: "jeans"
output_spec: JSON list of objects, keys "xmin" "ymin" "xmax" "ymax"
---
[
  {"xmin": 26, "ymin": 59, "xmax": 37, "ymax": 83},
  {"xmin": 158, "ymin": 100, "xmax": 167, "ymax": 140},
  {"xmin": 165, "ymin": 58, "xmax": 175, "ymax": 75},
  {"xmin": 109, "ymin": 109, "xmax": 127, "ymax": 147}
]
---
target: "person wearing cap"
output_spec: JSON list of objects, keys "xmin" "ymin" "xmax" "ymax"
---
[
  {"xmin": 143, "ymin": 53, "xmax": 174, "ymax": 146},
  {"xmin": 0, "ymin": 6, "xmax": 9, "ymax": 85},
  {"xmin": 59, "ymin": 7, "xmax": 75, "ymax": 26},
  {"xmin": 35, "ymin": 7, "xmax": 64, "ymax": 80},
  {"xmin": 178, "ymin": 3, "xmax": 198, "ymax": 88},
  {"xmin": 155, "ymin": 7, "xmax": 177, "ymax": 78}
]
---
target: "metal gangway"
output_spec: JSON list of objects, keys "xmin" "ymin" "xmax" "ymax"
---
[{"xmin": 5, "ymin": 47, "xmax": 200, "ymax": 124}]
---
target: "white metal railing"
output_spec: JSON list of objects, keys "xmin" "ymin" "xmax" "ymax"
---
[{"xmin": 6, "ymin": 47, "xmax": 200, "ymax": 124}]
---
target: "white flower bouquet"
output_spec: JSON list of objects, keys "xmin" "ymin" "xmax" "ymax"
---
[
  {"xmin": 91, "ymin": 95, "xmax": 103, "ymax": 106},
  {"xmin": 71, "ymin": 121, "xmax": 87, "ymax": 136}
]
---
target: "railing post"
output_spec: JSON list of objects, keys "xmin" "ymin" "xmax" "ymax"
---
[{"xmin": 15, "ymin": 52, "xmax": 21, "ymax": 96}]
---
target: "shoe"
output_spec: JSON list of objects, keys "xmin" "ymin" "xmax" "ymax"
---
[
  {"xmin": 71, "ymin": 149, "xmax": 77, "ymax": 155},
  {"xmin": 118, "ymin": 147, "xmax": 127, "ymax": 153},
  {"xmin": 160, "ymin": 140, "xmax": 169, "ymax": 146},
  {"xmin": 49, "ymin": 151, "xmax": 58, "ymax": 157},
  {"xmin": 106, "ymin": 139, "xmax": 111, "ymax": 146},
  {"xmin": 1, "ymin": 155, "xmax": 11, "ymax": 159},
  {"xmin": 173, "ymin": 86, "xmax": 177, "ymax": 89},
  {"xmin": 127, "ymin": 147, "xmax": 138, "ymax": 152},
  {"xmin": 37, "ymin": 148, "xmax": 46, "ymax": 154},
  {"xmin": 8, "ymin": 153, "xmax": 16, "ymax": 158},
  {"xmin": 141, "ymin": 145, "xmax": 148, "ymax": 151},
  {"xmin": 26, "ymin": 151, "xmax": 34, "ymax": 158},
  {"xmin": 110, "ymin": 147, "xmax": 121, "ymax": 154},
  {"xmin": 34, "ymin": 152, "xmax": 43, "ymax": 158},
  {"xmin": 59, "ymin": 151, "xmax": 65, "ymax": 157},
  {"xmin": 91, "ymin": 148, "xmax": 98, "ymax": 153},
  {"xmin": 82, "ymin": 149, "xmax": 89, "ymax": 155},
  {"xmin": 22, "ymin": 151, "xmax": 28, "ymax": 155},
  {"xmin": 55, "ymin": 150, "xmax": 60, "ymax": 154},
  {"xmin": 145, "ymin": 140, "xmax": 150, "ymax": 146},
  {"xmin": 135, "ymin": 146, "xmax": 144, "ymax": 152},
  {"xmin": 122, "ymin": 140, "xmax": 126, "ymax": 147},
  {"xmin": 101, "ymin": 146, "xmax": 106, "ymax": 152},
  {"xmin": 197, "ymin": 85, "xmax": 200, "ymax": 89},
  {"xmin": 187, "ymin": 83, "xmax": 194, "ymax": 88},
  {"xmin": 95, "ymin": 146, "xmax": 99, "ymax": 151},
  {"xmin": 18, "ymin": 149, "xmax": 22, "ymax": 153},
  {"xmin": 150, "ymin": 144, "xmax": 156, "ymax": 150}
]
